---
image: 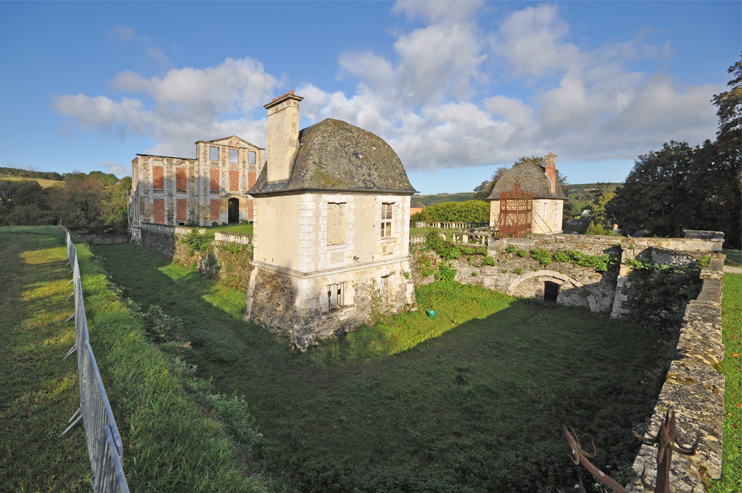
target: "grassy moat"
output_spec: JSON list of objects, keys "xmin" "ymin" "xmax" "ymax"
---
[{"xmin": 95, "ymin": 242, "xmax": 676, "ymax": 493}]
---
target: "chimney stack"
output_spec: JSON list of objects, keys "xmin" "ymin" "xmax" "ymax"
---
[
  {"xmin": 545, "ymin": 152, "xmax": 557, "ymax": 194},
  {"xmin": 264, "ymin": 92, "xmax": 304, "ymax": 183}
]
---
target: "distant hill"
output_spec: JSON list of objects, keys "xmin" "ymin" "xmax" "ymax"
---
[
  {"xmin": 0, "ymin": 166, "xmax": 63, "ymax": 181},
  {"xmin": 413, "ymin": 193, "xmax": 474, "ymax": 207},
  {"xmin": 563, "ymin": 182, "xmax": 623, "ymax": 193},
  {"xmin": 0, "ymin": 175, "xmax": 64, "ymax": 188}
]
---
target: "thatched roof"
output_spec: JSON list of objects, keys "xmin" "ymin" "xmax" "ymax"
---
[
  {"xmin": 486, "ymin": 162, "xmax": 567, "ymax": 201},
  {"xmin": 249, "ymin": 118, "xmax": 416, "ymax": 196}
]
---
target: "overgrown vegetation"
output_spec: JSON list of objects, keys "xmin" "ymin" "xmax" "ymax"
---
[
  {"xmin": 625, "ymin": 260, "xmax": 704, "ymax": 334},
  {"xmin": 98, "ymin": 242, "xmax": 680, "ymax": 493},
  {"xmin": 0, "ymin": 227, "xmax": 267, "ymax": 492}
]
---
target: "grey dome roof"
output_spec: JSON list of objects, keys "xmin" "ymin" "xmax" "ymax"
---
[
  {"xmin": 249, "ymin": 118, "xmax": 416, "ymax": 195},
  {"xmin": 486, "ymin": 163, "xmax": 567, "ymax": 201}
]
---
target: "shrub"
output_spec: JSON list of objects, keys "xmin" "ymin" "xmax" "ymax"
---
[
  {"xmin": 505, "ymin": 245, "xmax": 516, "ymax": 254},
  {"xmin": 514, "ymin": 268, "xmax": 523, "ymax": 275},
  {"xmin": 552, "ymin": 251, "xmax": 570, "ymax": 263},
  {"xmin": 482, "ymin": 256, "xmax": 496, "ymax": 266},
  {"xmin": 531, "ymin": 248, "xmax": 552, "ymax": 266},
  {"xmin": 182, "ymin": 228, "xmax": 211, "ymax": 252},
  {"xmin": 435, "ymin": 263, "xmax": 457, "ymax": 281},
  {"xmin": 517, "ymin": 249, "xmax": 527, "ymax": 258}
]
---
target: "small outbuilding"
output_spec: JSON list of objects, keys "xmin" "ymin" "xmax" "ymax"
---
[
  {"xmin": 245, "ymin": 92, "xmax": 418, "ymax": 350},
  {"xmin": 486, "ymin": 153, "xmax": 567, "ymax": 235}
]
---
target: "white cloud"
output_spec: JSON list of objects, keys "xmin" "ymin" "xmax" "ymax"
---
[
  {"xmin": 107, "ymin": 25, "xmax": 172, "ymax": 69},
  {"xmin": 56, "ymin": 4, "xmax": 720, "ymax": 176},
  {"xmin": 100, "ymin": 161, "xmax": 131, "ymax": 177},
  {"xmin": 53, "ymin": 56, "xmax": 279, "ymax": 156}
]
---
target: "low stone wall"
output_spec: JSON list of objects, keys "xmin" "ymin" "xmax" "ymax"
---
[
  {"xmin": 412, "ymin": 221, "xmax": 488, "ymax": 229},
  {"xmin": 625, "ymin": 255, "xmax": 726, "ymax": 493},
  {"xmin": 76, "ymin": 232, "xmax": 130, "ymax": 245}
]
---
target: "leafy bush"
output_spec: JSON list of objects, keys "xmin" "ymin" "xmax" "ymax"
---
[
  {"xmin": 530, "ymin": 248, "xmax": 552, "ymax": 266},
  {"xmin": 552, "ymin": 251, "xmax": 570, "ymax": 263},
  {"xmin": 483, "ymin": 256, "xmax": 496, "ymax": 266},
  {"xmin": 411, "ymin": 200, "xmax": 489, "ymax": 223},
  {"xmin": 516, "ymin": 249, "xmax": 527, "ymax": 257},
  {"xmin": 505, "ymin": 245, "xmax": 516, "ymax": 254},
  {"xmin": 182, "ymin": 228, "xmax": 211, "ymax": 252},
  {"xmin": 514, "ymin": 268, "xmax": 523, "ymax": 275},
  {"xmin": 435, "ymin": 263, "xmax": 457, "ymax": 281}
]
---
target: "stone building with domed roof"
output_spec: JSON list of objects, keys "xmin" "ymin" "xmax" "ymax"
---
[
  {"xmin": 245, "ymin": 92, "xmax": 417, "ymax": 350},
  {"xmin": 486, "ymin": 153, "xmax": 567, "ymax": 235}
]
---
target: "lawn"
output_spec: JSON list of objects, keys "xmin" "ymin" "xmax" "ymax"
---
[
  {"xmin": 0, "ymin": 175, "xmax": 64, "ymax": 188},
  {"xmin": 203, "ymin": 223, "xmax": 253, "ymax": 238},
  {"xmin": 0, "ymin": 227, "xmax": 267, "ymax": 492},
  {"xmin": 722, "ymin": 248, "xmax": 741, "ymax": 267},
  {"xmin": 96, "ymin": 243, "xmax": 679, "ymax": 493}
]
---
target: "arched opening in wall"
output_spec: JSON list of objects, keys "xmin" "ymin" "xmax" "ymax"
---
[
  {"xmin": 544, "ymin": 281, "xmax": 559, "ymax": 303},
  {"xmin": 228, "ymin": 198, "xmax": 240, "ymax": 223}
]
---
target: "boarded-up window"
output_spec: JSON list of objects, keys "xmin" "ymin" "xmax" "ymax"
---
[
  {"xmin": 327, "ymin": 203, "xmax": 346, "ymax": 246},
  {"xmin": 210, "ymin": 169, "xmax": 220, "ymax": 192},
  {"xmin": 326, "ymin": 283, "xmax": 345, "ymax": 310},
  {"xmin": 380, "ymin": 203, "xmax": 393, "ymax": 238},
  {"xmin": 247, "ymin": 171, "xmax": 257, "ymax": 189},
  {"xmin": 175, "ymin": 167, "xmax": 186, "ymax": 191},
  {"xmin": 153, "ymin": 198, "xmax": 165, "ymax": 224},
  {"xmin": 229, "ymin": 170, "xmax": 239, "ymax": 192},
  {"xmin": 210, "ymin": 199, "xmax": 220, "ymax": 220},
  {"xmin": 152, "ymin": 166, "xmax": 164, "ymax": 190},
  {"xmin": 176, "ymin": 199, "xmax": 187, "ymax": 221}
]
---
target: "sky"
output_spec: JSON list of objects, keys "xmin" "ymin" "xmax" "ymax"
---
[{"xmin": 0, "ymin": 1, "xmax": 739, "ymax": 195}]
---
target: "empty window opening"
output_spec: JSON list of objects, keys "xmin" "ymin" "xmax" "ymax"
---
[
  {"xmin": 228, "ymin": 198, "xmax": 240, "ymax": 224},
  {"xmin": 544, "ymin": 281, "xmax": 559, "ymax": 303},
  {"xmin": 381, "ymin": 203, "xmax": 393, "ymax": 238},
  {"xmin": 229, "ymin": 149, "xmax": 239, "ymax": 164},
  {"xmin": 248, "ymin": 151, "xmax": 256, "ymax": 164},
  {"xmin": 326, "ymin": 283, "xmax": 345, "ymax": 310},
  {"xmin": 209, "ymin": 146, "xmax": 219, "ymax": 161}
]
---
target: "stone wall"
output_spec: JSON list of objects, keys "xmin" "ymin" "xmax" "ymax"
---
[
  {"xmin": 625, "ymin": 255, "xmax": 726, "ymax": 493},
  {"xmin": 76, "ymin": 232, "xmax": 130, "ymax": 245}
]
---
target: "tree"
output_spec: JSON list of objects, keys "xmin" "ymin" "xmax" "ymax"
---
[
  {"xmin": 50, "ymin": 172, "xmax": 104, "ymax": 229},
  {"xmin": 607, "ymin": 141, "xmax": 696, "ymax": 237},
  {"xmin": 607, "ymin": 56, "xmax": 741, "ymax": 246}
]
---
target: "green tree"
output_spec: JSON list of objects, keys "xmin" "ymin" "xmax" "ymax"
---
[
  {"xmin": 606, "ymin": 141, "xmax": 696, "ymax": 237},
  {"xmin": 50, "ymin": 172, "xmax": 104, "ymax": 229},
  {"xmin": 411, "ymin": 200, "xmax": 489, "ymax": 223}
]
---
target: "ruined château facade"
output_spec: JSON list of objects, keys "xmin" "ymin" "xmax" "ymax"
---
[
  {"xmin": 245, "ymin": 92, "xmax": 418, "ymax": 350},
  {"xmin": 128, "ymin": 136, "xmax": 264, "ymax": 240}
]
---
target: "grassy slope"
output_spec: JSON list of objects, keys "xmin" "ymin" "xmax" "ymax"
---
[
  {"xmin": 0, "ymin": 176, "xmax": 64, "ymax": 188},
  {"xmin": 722, "ymin": 248, "xmax": 741, "ymax": 267},
  {"xmin": 0, "ymin": 226, "xmax": 91, "ymax": 491},
  {"xmin": 96, "ymin": 243, "xmax": 677, "ymax": 493},
  {"xmin": 0, "ymin": 226, "xmax": 266, "ymax": 493},
  {"xmin": 710, "ymin": 273, "xmax": 741, "ymax": 493}
]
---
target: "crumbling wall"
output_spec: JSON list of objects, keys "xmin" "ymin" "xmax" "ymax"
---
[{"xmin": 625, "ymin": 255, "xmax": 726, "ymax": 493}]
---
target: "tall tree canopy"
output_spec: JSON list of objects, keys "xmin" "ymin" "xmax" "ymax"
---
[{"xmin": 608, "ymin": 56, "xmax": 741, "ymax": 247}]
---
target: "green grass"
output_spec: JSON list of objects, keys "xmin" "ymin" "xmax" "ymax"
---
[
  {"xmin": 0, "ymin": 226, "xmax": 267, "ymax": 492},
  {"xmin": 96, "ymin": 243, "xmax": 679, "ymax": 493},
  {"xmin": 0, "ymin": 226, "xmax": 91, "ymax": 491},
  {"xmin": 710, "ymin": 273, "xmax": 742, "ymax": 492},
  {"xmin": 722, "ymin": 248, "xmax": 741, "ymax": 267},
  {"xmin": 203, "ymin": 223, "xmax": 253, "ymax": 238}
]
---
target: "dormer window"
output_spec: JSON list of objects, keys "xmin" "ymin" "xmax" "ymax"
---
[
  {"xmin": 381, "ymin": 203, "xmax": 393, "ymax": 238},
  {"xmin": 209, "ymin": 147, "xmax": 219, "ymax": 161}
]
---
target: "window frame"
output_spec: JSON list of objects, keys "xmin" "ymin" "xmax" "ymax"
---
[
  {"xmin": 209, "ymin": 146, "xmax": 219, "ymax": 161},
  {"xmin": 380, "ymin": 202, "xmax": 394, "ymax": 239},
  {"xmin": 229, "ymin": 149, "xmax": 239, "ymax": 164}
]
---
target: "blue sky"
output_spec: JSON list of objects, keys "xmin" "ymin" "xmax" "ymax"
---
[{"xmin": 1, "ymin": 1, "xmax": 739, "ymax": 194}]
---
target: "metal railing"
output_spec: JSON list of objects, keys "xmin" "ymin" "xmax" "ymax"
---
[{"xmin": 60, "ymin": 228, "xmax": 130, "ymax": 493}]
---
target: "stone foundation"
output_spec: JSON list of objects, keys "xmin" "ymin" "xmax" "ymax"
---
[{"xmin": 246, "ymin": 258, "xmax": 416, "ymax": 351}]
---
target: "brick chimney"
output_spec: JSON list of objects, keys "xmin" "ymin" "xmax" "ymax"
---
[
  {"xmin": 264, "ymin": 91, "xmax": 303, "ymax": 183},
  {"xmin": 545, "ymin": 152, "xmax": 557, "ymax": 194}
]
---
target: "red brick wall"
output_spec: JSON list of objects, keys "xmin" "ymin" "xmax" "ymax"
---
[
  {"xmin": 153, "ymin": 198, "xmax": 165, "ymax": 224},
  {"xmin": 248, "ymin": 170, "xmax": 257, "ymax": 189},
  {"xmin": 176, "ymin": 167, "xmax": 186, "ymax": 191},
  {"xmin": 210, "ymin": 169, "xmax": 220, "ymax": 191},
  {"xmin": 210, "ymin": 199, "xmax": 220, "ymax": 220},
  {"xmin": 229, "ymin": 170, "xmax": 239, "ymax": 192},
  {"xmin": 247, "ymin": 199, "xmax": 254, "ymax": 220},
  {"xmin": 176, "ymin": 199, "xmax": 187, "ymax": 221},
  {"xmin": 152, "ymin": 166, "xmax": 164, "ymax": 189}
]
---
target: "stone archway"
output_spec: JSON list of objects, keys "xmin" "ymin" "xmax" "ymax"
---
[{"xmin": 507, "ymin": 270, "xmax": 598, "ymax": 311}]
